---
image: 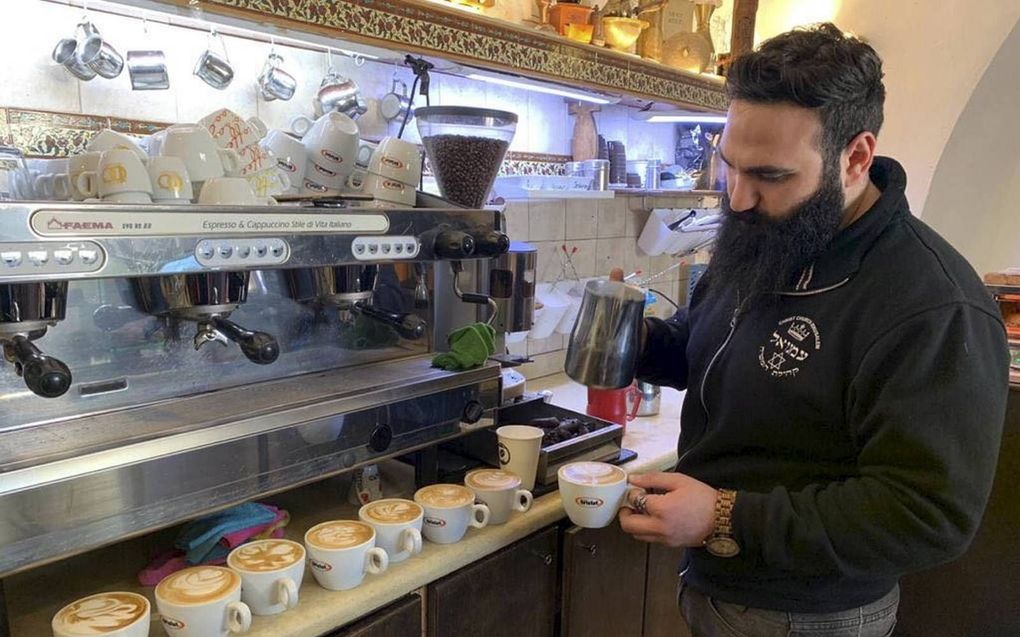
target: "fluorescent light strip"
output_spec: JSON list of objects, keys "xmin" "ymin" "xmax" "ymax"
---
[
  {"xmin": 465, "ymin": 73, "xmax": 613, "ymax": 105},
  {"xmin": 645, "ymin": 115, "xmax": 728, "ymax": 124}
]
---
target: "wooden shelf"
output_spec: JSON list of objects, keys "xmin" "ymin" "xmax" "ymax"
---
[{"xmin": 158, "ymin": 0, "xmax": 728, "ymax": 111}]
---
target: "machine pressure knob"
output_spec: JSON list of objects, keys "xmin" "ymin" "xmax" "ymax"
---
[
  {"xmin": 369, "ymin": 424, "xmax": 394, "ymax": 452},
  {"xmin": 462, "ymin": 400, "xmax": 486, "ymax": 424}
]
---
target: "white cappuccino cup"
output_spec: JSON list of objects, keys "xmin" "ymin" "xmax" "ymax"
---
[
  {"xmin": 155, "ymin": 566, "xmax": 251, "ymax": 636},
  {"xmin": 414, "ymin": 484, "xmax": 490, "ymax": 544},
  {"xmin": 52, "ymin": 591, "xmax": 150, "ymax": 637},
  {"xmin": 227, "ymin": 539, "xmax": 305, "ymax": 617},
  {"xmin": 357, "ymin": 498, "xmax": 423, "ymax": 563},
  {"xmin": 558, "ymin": 461, "xmax": 629, "ymax": 529},
  {"xmin": 465, "ymin": 468, "xmax": 533, "ymax": 525},
  {"xmin": 305, "ymin": 520, "xmax": 389, "ymax": 591}
]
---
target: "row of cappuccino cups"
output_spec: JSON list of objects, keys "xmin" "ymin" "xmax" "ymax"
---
[{"xmin": 50, "ymin": 468, "xmax": 532, "ymax": 637}]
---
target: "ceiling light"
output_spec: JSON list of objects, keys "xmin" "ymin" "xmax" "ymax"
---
[{"xmin": 465, "ymin": 73, "xmax": 615, "ymax": 105}]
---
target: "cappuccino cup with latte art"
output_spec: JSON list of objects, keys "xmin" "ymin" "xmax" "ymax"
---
[
  {"xmin": 226, "ymin": 539, "xmax": 305, "ymax": 616},
  {"xmin": 558, "ymin": 461, "xmax": 629, "ymax": 528},
  {"xmin": 304, "ymin": 520, "xmax": 389, "ymax": 591},
  {"xmin": 357, "ymin": 499, "xmax": 423, "ymax": 563},
  {"xmin": 154, "ymin": 566, "xmax": 251, "ymax": 636},
  {"xmin": 414, "ymin": 484, "xmax": 490, "ymax": 544},
  {"xmin": 52, "ymin": 591, "xmax": 150, "ymax": 637},
  {"xmin": 465, "ymin": 468, "xmax": 533, "ymax": 525}
]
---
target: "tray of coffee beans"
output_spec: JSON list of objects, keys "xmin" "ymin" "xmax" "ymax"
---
[{"xmin": 458, "ymin": 394, "xmax": 628, "ymax": 486}]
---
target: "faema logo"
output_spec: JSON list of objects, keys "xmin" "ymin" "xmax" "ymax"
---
[
  {"xmin": 310, "ymin": 559, "xmax": 333, "ymax": 572},
  {"xmin": 47, "ymin": 217, "xmax": 114, "ymax": 231},
  {"xmin": 575, "ymin": 496, "xmax": 604, "ymax": 508},
  {"xmin": 424, "ymin": 517, "xmax": 447, "ymax": 527},
  {"xmin": 161, "ymin": 616, "xmax": 186, "ymax": 629}
]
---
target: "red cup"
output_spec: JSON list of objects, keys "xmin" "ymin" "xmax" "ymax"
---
[{"xmin": 586, "ymin": 385, "xmax": 641, "ymax": 429}]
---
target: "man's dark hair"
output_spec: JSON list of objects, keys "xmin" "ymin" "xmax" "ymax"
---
[{"xmin": 725, "ymin": 23, "xmax": 885, "ymax": 162}]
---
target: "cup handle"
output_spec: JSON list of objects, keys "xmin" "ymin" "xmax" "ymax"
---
[
  {"xmin": 356, "ymin": 143, "xmax": 374, "ymax": 166},
  {"xmin": 470, "ymin": 503, "xmax": 490, "ymax": 528},
  {"xmin": 275, "ymin": 577, "xmax": 299, "ymax": 610},
  {"xmin": 76, "ymin": 171, "xmax": 98, "ymax": 198},
  {"xmin": 365, "ymin": 547, "xmax": 389, "ymax": 575},
  {"xmin": 290, "ymin": 115, "xmax": 314, "ymax": 137},
  {"xmin": 219, "ymin": 149, "xmax": 242, "ymax": 177},
  {"xmin": 53, "ymin": 174, "xmax": 71, "ymax": 200},
  {"xmin": 346, "ymin": 170, "xmax": 365, "ymax": 191},
  {"xmin": 514, "ymin": 489, "xmax": 534, "ymax": 513},
  {"xmin": 397, "ymin": 527, "xmax": 423, "ymax": 560},
  {"xmin": 227, "ymin": 601, "xmax": 252, "ymax": 633},
  {"xmin": 249, "ymin": 117, "xmax": 269, "ymax": 139}
]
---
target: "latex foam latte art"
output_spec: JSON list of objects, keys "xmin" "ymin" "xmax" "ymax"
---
[
  {"xmin": 53, "ymin": 593, "xmax": 147, "ymax": 635},
  {"xmin": 466, "ymin": 469, "xmax": 520, "ymax": 490},
  {"xmin": 156, "ymin": 567, "xmax": 239, "ymax": 605},
  {"xmin": 561, "ymin": 461, "xmax": 625, "ymax": 485},
  {"xmin": 230, "ymin": 540, "xmax": 304, "ymax": 572},
  {"xmin": 308, "ymin": 521, "xmax": 374, "ymax": 549},
  {"xmin": 417, "ymin": 484, "xmax": 474, "ymax": 507},
  {"xmin": 364, "ymin": 500, "xmax": 421, "ymax": 523}
]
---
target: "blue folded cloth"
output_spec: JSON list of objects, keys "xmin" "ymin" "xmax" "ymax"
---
[{"xmin": 175, "ymin": 503, "xmax": 276, "ymax": 564}]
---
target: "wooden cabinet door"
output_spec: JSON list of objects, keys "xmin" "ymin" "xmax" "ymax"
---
[
  {"xmin": 642, "ymin": 544, "xmax": 691, "ymax": 637},
  {"xmin": 325, "ymin": 593, "xmax": 422, "ymax": 637},
  {"xmin": 427, "ymin": 526, "xmax": 558, "ymax": 637},
  {"xmin": 562, "ymin": 523, "xmax": 648, "ymax": 637}
]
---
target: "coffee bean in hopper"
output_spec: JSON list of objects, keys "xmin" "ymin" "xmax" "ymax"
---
[{"xmin": 423, "ymin": 134, "xmax": 510, "ymax": 208}]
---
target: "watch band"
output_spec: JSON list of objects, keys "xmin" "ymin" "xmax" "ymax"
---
[{"xmin": 704, "ymin": 488, "xmax": 740, "ymax": 558}]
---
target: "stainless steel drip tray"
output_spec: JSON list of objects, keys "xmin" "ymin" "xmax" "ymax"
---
[{"xmin": 0, "ymin": 355, "xmax": 488, "ymax": 474}]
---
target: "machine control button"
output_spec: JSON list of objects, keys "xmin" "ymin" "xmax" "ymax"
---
[
  {"xmin": 253, "ymin": 244, "xmax": 268, "ymax": 257},
  {"xmin": 368, "ymin": 424, "xmax": 393, "ymax": 453},
  {"xmin": 354, "ymin": 244, "xmax": 366, "ymax": 255},
  {"xmin": 462, "ymin": 400, "xmax": 486, "ymax": 425},
  {"xmin": 270, "ymin": 243, "xmax": 285, "ymax": 257},
  {"xmin": 236, "ymin": 245, "xmax": 251, "ymax": 258},
  {"xmin": 367, "ymin": 243, "xmax": 379, "ymax": 255},
  {"xmin": 54, "ymin": 249, "xmax": 74, "ymax": 265},
  {"xmin": 381, "ymin": 243, "xmax": 391, "ymax": 254},
  {"xmin": 79, "ymin": 249, "xmax": 99, "ymax": 265},
  {"xmin": 27, "ymin": 251, "xmax": 49, "ymax": 265},
  {"xmin": 405, "ymin": 242, "xmax": 416, "ymax": 254},
  {"xmin": 1, "ymin": 251, "xmax": 22, "ymax": 267},
  {"xmin": 198, "ymin": 244, "xmax": 215, "ymax": 259},
  {"xmin": 218, "ymin": 245, "xmax": 233, "ymax": 258},
  {"xmin": 394, "ymin": 243, "xmax": 404, "ymax": 254}
]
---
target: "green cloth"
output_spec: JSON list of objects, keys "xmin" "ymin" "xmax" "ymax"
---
[{"xmin": 432, "ymin": 323, "xmax": 496, "ymax": 371}]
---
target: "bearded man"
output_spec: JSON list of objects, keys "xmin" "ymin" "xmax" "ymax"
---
[{"xmin": 615, "ymin": 23, "xmax": 1009, "ymax": 637}]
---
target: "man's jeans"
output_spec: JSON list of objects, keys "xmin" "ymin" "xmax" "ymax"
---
[{"xmin": 678, "ymin": 579, "xmax": 899, "ymax": 637}]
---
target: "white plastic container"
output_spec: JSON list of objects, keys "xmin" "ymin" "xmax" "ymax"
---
[{"xmin": 529, "ymin": 283, "xmax": 569, "ymax": 340}]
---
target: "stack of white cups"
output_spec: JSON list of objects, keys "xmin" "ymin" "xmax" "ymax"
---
[
  {"xmin": 347, "ymin": 136, "xmax": 422, "ymax": 208},
  {"xmin": 289, "ymin": 112, "xmax": 366, "ymax": 197}
]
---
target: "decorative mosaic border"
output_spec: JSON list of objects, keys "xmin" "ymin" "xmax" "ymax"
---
[
  {"xmin": 161, "ymin": 0, "xmax": 728, "ymax": 111},
  {"xmin": 0, "ymin": 107, "xmax": 570, "ymax": 175}
]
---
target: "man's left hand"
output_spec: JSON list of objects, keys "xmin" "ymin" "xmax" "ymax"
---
[{"xmin": 619, "ymin": 472, "xmax": 718, "ymax": 547}]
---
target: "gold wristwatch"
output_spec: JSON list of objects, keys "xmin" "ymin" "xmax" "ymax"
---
[{"xmin": 703, "ymin": 489, "xmax": 740, "ymax": 558}]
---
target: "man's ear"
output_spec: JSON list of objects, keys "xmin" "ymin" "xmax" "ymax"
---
[{"xmin": 843, "ymin": 131, "xmax": 877, "ymax": 189}]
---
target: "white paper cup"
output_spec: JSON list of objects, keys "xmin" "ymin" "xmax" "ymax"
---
[
  {"xmin": 557, "ymin": 461, "xmax": 628, "ymax": 528},
  {"xmin": 304, "ymin": 520, "xmax": 388, "ymax": 591},
  {"xmin": 495, "ymin": 425, "xmax": 544, "ymax": 490}
]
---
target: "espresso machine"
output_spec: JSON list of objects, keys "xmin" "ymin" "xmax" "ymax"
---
[{"xmin": 0, "ymin": 200, "xmax": 507, "ymax": 579}]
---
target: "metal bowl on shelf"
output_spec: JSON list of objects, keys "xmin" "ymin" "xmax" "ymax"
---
[{"xmin": 602, "ymin": 17, "xmax": 649, "ymax": 52}]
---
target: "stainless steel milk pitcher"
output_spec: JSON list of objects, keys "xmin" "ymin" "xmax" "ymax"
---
[{"xmin": 564, "ymin": 279, "xmax": 645, "ymax": 389}]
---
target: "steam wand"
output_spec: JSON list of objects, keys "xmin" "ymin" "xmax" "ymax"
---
[{"xmin": 450, "ymin": 260, "xmax": 499, "ymax": 327}]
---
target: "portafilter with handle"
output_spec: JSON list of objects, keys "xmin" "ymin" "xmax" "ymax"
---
[{"xmin": 0, "ymin": 282, "xmax": 73, "ymax": 398}]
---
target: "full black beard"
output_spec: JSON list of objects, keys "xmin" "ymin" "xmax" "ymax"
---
[{"xmin": 706, "ymin": 164, "xmax": 845, "ymax": 309}]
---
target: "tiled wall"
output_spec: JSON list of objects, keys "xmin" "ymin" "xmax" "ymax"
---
[
  {"xmin": 505, "ymin": 193, "xmax": 719, "ymax": 380},
  {"xmin": 4, "ymin": 0, "xmax": 675, "ymax": 163}
]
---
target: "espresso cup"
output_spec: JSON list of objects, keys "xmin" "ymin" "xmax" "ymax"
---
[
  {"xmin": 227, "ymin": 539, "xmax": 305, "ymax": 616},
  {"xmin": 557, "ymin": 461, "xmax": 629, "ymax": 529},
  {"xmin": 161, "ymin": 125, "xmax": 242, "ymax": 183},
  {"xmin": 148, "ymin": 155, "xmax": 193, "ymax": 203},
  {"xmin": 52, "ymin": 591, "xmax": 150, "ymax": 637},
  {"xmin": 414, "ymin": 484, "xmax": 490, "ymax": 544},
  {"xmin": 367, "ymin": 137, "xmax": 422, "ymax": 186},
  {"xmin": 199, "ymin": 109, "xmax": 269, "ymax": 152},
  {"xmin": 293, "ymin": 112, "xmax": 360, "ymax": 178},
  {"xmin": 347, "ymin": 170, "xmax": 416, "ymax": 207},
  {"xmin": 86, "ymin": 129, "xmax": 148, "ymax": 163},
  {"xmin": 357, "ymin": 499, "xmax": 423, "ymax": 563},
  {"xmin": 299, "ymin": 177, "xmax": 340, "ymax": 197},
  {"xmin": 198, "ymin": 177, "xmax": 273, "ymax": 206},
  {"xmin": 68, "ymin": 151, "xmax": 103, "ymax": 201},
  {"xmin": 261, "ymin": 130, "xmax": 306, "ymax": 192},
  {"xmin": 77, "ymin": 149, "xmax": 152, "ymax": 200},
  {"xmin": 155, "ymin": 566, "xmax": 251, "ymax": 636},
  {"xmin": 465, "ymin": 468, "xmax": 533, "ymax": 525},
  {"xmin": 236, "ymin": 143, "xmax": 275, "ymax": 176},
  {"xmin": 496, "ymin": 425, "xmax": 545, "ymax": 491},
  {"xmin": 244, "ymin": 167, "xmax": 291, "ymax": 198},
  {"xmin": 305, "ymin": 520, "xmax": 389, "ymax": 591}
]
